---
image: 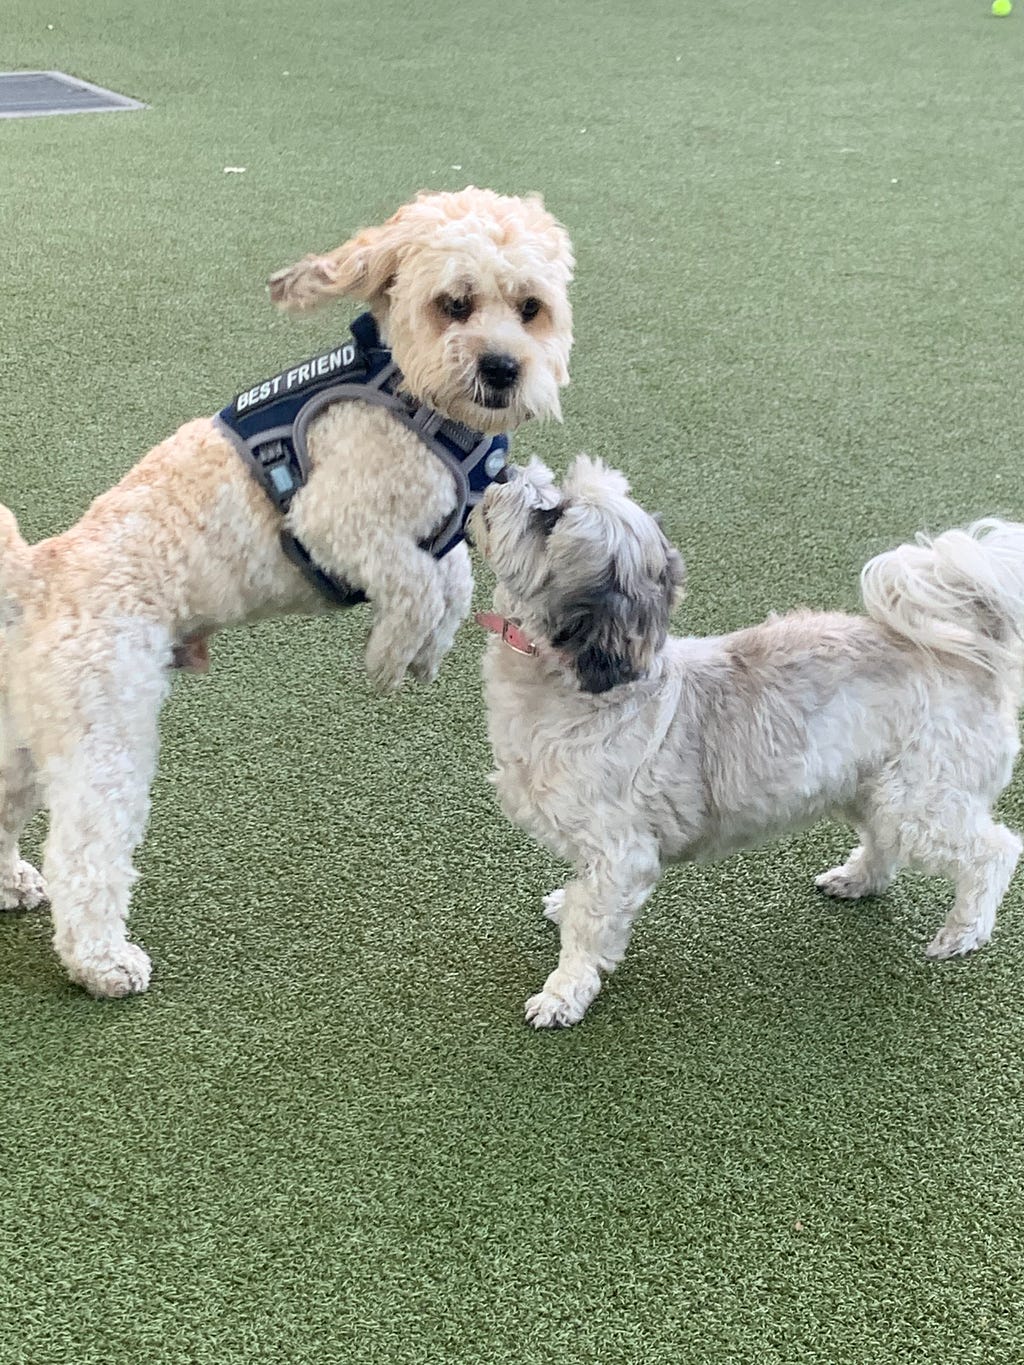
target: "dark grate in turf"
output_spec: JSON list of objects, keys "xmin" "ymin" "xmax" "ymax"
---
[{"xmin": 0, "ymin": 70, "xmax": 146, "ymax": 119}]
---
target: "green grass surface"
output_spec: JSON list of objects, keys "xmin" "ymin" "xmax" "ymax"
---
[{"xmin": 2, "ymin": 1, "xmax": 1023, "ymax": 1360}]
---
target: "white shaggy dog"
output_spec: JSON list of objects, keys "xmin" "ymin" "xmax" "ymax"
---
[
  {"xmin": 471, "ymin": 456, "xmax": 1024, "ymax": 1028},
  {"xmin": 0, "ymin": 187, "xmax": 573, "ymax": 998}
]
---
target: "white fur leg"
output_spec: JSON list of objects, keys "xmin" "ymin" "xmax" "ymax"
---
[
  {"xmin": 46, "ymin": 764, "xmax": 155, "ymax": 998},
  {"xmin": 925, "ymin": 822, "xmax": 1021, "ymax": 959},
  {"xmin": 526, "ymin": 847, "xmax": 660, "ymax": 1028},
  {"xmin": 408, "ymin": 542, "xmax": 473, "ymax": 684},
  {"xmin": 361, "ymin": 541, "xmax": 447, "ymax": 691},
  {"xmin": 41, "ymin": 637, "xmax": 167, "ymax": 998},
  {"xmin": 0, "ymin": 745, "xmax": 45, "ymax": 910}
]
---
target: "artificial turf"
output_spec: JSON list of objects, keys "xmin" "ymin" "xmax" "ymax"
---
[{"xmin": 2, "ymin": 1, "xmax": 1023, "ymax": 1360}]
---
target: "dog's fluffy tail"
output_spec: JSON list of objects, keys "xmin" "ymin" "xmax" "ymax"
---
[
  {"xmin": 861, "ymin": 517, "xmax": 1024, "ymax": 675},
  {"xmin": 0, "ymin": 503, "xmax": 30, "ymax": 612}
]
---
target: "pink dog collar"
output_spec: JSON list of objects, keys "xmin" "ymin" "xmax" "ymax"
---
[{"xmin": 474, "ymin": 611, "xmax": 539, "ymax": 657}]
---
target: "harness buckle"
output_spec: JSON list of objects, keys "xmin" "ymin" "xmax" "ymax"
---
[{"xmin": 253, "ymin": 439, "xmax": 300, "ymax": 510}]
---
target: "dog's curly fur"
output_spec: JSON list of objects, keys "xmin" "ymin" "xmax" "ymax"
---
[
  {"xmin": 471, "ymin": 456, "xmax": 1024, "ymax": 1028},
  {"xmin": 0, "ymin": 187, "xmax": 573, "ymax": 997}
]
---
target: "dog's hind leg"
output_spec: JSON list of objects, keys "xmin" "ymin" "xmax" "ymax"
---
[
  {"xmin": 815, "ymin": 825, "xmax": 901, "ymax": 901},
  {"xmin": 921, "ymin": 815, "xmax": 1021, "ymax": 959},
  {"xmin": 40, "ymin": 628, "xmax": 169, "ymax": 997},
  {"xmin": 0, "ymin": 741, "xmax": 46, "ymax": 911},
  {"xmin": 816, "ymin": 785, "xmax": 907, "ymax": 902},
  {"xmin": 525, "ymin": 840, "xmax": 661, "ymax": 1028},
  {"xmin": 44, "ymin": 735, "xmax": 160, "ymax": 997}
]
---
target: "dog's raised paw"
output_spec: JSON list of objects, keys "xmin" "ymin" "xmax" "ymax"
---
[
  {"xmin": 0, "ymin": 859, "xmax": 48, "ymax": 911},
  {"xmin": 65, "ymin": 943, "xmax": 152, "ymax": 998},
  {"xmin": 407, "ymin": 651, "xmax": 442, "ymax": 685},
  {"xmin": 364, "ymin": 653, "xmax": 408, "ymax": 694}
]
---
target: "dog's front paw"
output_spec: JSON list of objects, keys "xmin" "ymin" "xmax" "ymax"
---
[
  {"xmin": 408, "ymin": 614, "xmax": 464, "ymax": 686},
  {"xmin": 0, "ymin": 859, "xmax": 48, "ymax": 911},
  {"xmin": 364, "ymin": 652, "xmax": 408, "ymax": 694},
  {"xmin": 407, "ymin": 645, "xmax": 444, "ymax": 685},
  {"xmin": 525, "ymin": 990, "xmax": 582, "ymax": 1028},
  {"xmin": 63, "ymin": 942, "xmax": 152, "ymax": 998},
  {"xmin": 525, "ymin": 966, "xmax": 600, "ymax": 1029},
  {"xmin": 925, "ymin": 920, "xmax": 990, "ymax": 960}
]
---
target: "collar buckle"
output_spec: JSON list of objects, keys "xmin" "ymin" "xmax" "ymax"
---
[
  {"xmin": 475, "ymin": 611, "xmax": 538, "ymax": 656},
  {"xmin": 501, "ymin": 619, "xmax": 537, "ymax": 656}
]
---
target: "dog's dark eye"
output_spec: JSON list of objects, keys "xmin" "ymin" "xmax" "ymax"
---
[
  {"xmin": 520, "ymin": 297, "xmax": 542, "ymax": 323},
  {"xmin": 440, "ymin": 295, "xmax": 474, "ymax": 322}
]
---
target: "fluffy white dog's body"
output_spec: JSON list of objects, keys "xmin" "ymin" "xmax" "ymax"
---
[
  {"xmin": 0, "ymin": 187, "xmax": 573, "ymax": 997},
  {"xmin": 472, "ymin": 457, "xmax": 1024, "ymax": 1028}
]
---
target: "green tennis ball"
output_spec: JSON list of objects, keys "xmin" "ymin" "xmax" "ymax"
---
[{"xmin": 992, "ymin": 0, "xmax": 1012, "ymax": 16}]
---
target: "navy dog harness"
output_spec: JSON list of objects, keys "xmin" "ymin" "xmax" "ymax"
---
[{"xmin": 215, "ymin": 312, "xmax": 510, "ymax": 607}]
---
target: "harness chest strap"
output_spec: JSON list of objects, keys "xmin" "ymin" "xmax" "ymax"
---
[{"xmin": 213, "ymin": 311, "xmax": 510, "ymax": 606}]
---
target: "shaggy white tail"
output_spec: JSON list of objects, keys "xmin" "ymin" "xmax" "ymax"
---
[{"xmin": 861, "ymin": 518, "xmax": 1024, "ymax": 674}]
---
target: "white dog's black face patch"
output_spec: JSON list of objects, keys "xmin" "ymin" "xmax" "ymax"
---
[
  {"xmin": 547, "ymin": 567, "xmax": 645, "ymax": 694},
  {"xmin": 543, "ymin": 548, "xmax": 685, "ymax": 695}
]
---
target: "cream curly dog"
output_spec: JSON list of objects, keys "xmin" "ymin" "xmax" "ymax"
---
[
  {"xmin": 0, "ymin": 187, "xmax": 574, "ymax": 997},
  {"xmin": 472, "ymin": 457, "xmax": 1024, "ymax": 1027}
]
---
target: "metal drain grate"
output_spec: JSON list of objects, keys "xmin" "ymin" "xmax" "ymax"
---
[{"xmin": 0, "ymin": 70, "xmax": 146, "ymax": 119}]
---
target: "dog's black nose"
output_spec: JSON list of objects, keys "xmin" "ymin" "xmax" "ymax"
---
[{"xmin": 478, "ymin": 353, "xmax": 520, "ymax": 390}]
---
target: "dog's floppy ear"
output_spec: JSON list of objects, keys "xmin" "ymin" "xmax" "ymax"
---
[
  {"xmin": 268, "ymin": 210, "xmax": 414, "ymax": 313},
  {"xmin": 663, "ymin": 540, "xmax": 687, "ymax": 612},
  {"xmin": 549, "ymin": 575, "xmax": 641, "ymax": 694},
  {"xmin": 548, "ymin": 543, "xmax": 685, "ymax": 695}
]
